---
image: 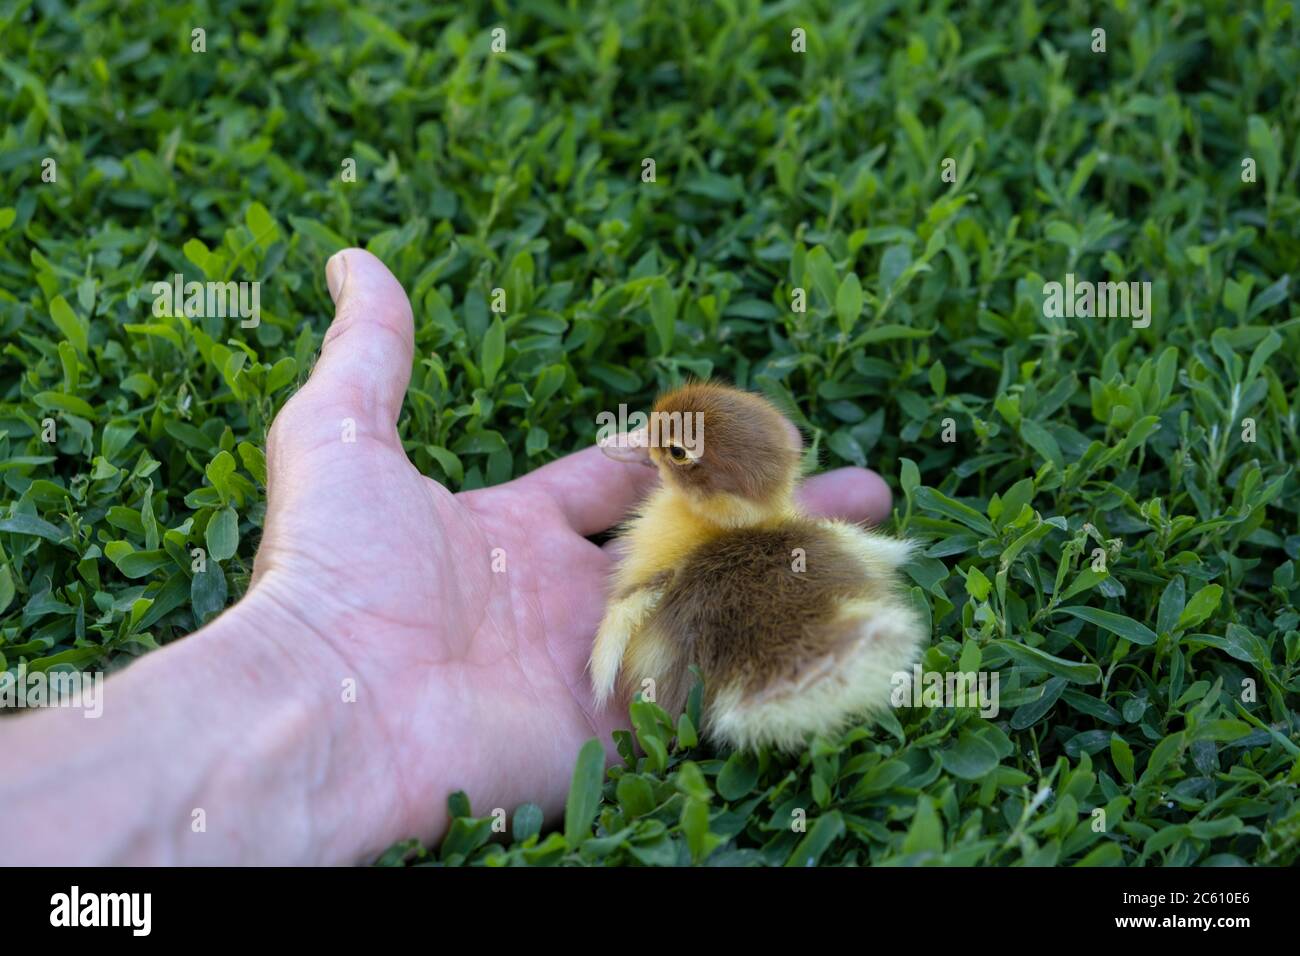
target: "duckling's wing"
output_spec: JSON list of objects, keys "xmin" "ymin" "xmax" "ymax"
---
[
  {"xmin": 590, "ymin": 585, "xmax": 662, "ymax": 707},
  {"xmin": 820, "ymin": 519, "xmax": 916, "ymax": 577}
]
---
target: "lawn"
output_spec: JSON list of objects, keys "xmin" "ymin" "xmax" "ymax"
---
[{"xmin": 1, "ymin": 0, "xmax": 1298, "ymax": 866}]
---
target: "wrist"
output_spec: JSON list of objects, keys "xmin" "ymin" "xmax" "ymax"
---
[
  {"xmin": 184, "ymin": 583, "xmax": 411, "ymax": 864},
  {"xmin": 0, "ymin": 588, "xmax": 349, "ymax": 865}
]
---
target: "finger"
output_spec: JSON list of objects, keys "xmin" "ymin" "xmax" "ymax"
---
[
  {"xmin": 298, "ymin": 248, "xmax": 414, "ymax": 431},
  {"xmin": 796, "ymin": 467, "xmax": 893, "ymax": 526},
  {"xmin": 599, "ymin": 466, "xmax": 894, "ymax": 559},
  {"xmin": 512, "ymin": 444, "xmax": 660, "ymax": 537}
]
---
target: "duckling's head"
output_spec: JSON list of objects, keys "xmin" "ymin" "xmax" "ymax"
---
[{"xmin": 600, "ymin": 382, "xmax": 803, "ymax": 527}]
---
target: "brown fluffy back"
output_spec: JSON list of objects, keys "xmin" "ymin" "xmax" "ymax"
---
[{"xmin": 621, "ymin": 518, "xmax": 885, "ymax": 716}]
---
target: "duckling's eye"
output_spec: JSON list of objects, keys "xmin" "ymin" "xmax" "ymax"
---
[{"xmin": 667, "ymin": 445, "xmax": 688, "ymax": 463}]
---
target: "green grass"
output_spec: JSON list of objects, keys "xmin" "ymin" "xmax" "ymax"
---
[{"xmin": 3, "ymin": 0, "xmax": 1299, "ymax": 866}]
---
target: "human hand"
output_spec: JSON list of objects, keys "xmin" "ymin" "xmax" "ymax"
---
[
  {"xmin": 247, "ymin": 249, "xmax": 897, "ymax": 861},
  {"xmin": 0, "ymin": 249, "xmax": 896, "ymax": 866}
]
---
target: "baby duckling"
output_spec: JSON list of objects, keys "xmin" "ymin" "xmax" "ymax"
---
[{"xmin": 591, "ymin": 382, "xmax": 927, "ymax": 752}]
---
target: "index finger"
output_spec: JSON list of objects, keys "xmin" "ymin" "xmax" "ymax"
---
[{"xmin": 510, "ymin": 444, "xmax": 660, "ymax": 536}]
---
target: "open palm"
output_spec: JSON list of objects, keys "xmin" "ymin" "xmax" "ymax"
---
[{"xmin": 249, "ymin": 250, "xmax": 893, "ymax": 856}]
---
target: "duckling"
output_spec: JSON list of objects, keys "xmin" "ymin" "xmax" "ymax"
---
[{"xmin": 591, "ymin": 382, "xmax": 927, "ymax": 752}]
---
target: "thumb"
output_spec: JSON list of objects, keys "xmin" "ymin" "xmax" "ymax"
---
[
  {"xmin": 300, "ymin": 248, "xmax": 415, "ymax": 432},
  {"xmin": 255, "ymin": 250, "xmax": 415, "ymax": 585}
]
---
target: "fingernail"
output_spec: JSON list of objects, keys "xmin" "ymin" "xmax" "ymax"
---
[{"xmin": 326, "ymin": 251, "xmax": 349, "ymax": 304}]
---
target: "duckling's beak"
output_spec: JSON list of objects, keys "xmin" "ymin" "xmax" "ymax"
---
[{"xmin": 599, "ymin": 426, "xmax": 654, "ymax": 466}]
